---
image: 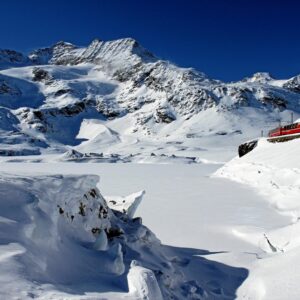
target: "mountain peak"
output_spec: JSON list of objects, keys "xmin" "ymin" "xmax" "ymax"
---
[
  {"xmin": 80, "ymin": 37, "xmax": 157, "ymax": 64},
  {"xmin": 245, "ymin": 72, "xmax": 274, "ymax": 83},
  {"xmin": 28, "ymin": 41, "xmax": 77, "ymax": 64},
  {"xmin": 52, "ymin": 41, "xmax": 76, "ymax": 49}
]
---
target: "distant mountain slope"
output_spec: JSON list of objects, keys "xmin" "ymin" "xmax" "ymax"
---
[{"xmin": 0, "ymin": 38, "xmax": 299, "ymax": 159}]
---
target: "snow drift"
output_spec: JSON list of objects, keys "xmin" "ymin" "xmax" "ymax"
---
[
  {"xmin": 0, "ymin": 173, "xmax": 248, "ymax": 299},
  {"xmin": 215, "ymin": 138, "xmax": 300, "ymax": 299}
]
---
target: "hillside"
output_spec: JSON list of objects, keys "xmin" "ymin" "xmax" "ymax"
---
[
  {"xmin": 0, "ymin": 38, "xmax": 299, "ymax": 162},
  {"xmin": 215, "ymin": 138, "xmax": 300, "ymax": 299}
]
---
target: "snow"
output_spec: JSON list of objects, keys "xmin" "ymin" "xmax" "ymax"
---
[
  {"xmin": 0, "ymin": 158, "xmax": 288, "ymax": 299},
  {"xmin": 0, "ymin": 165, "xmax": 254, "ymax": 299},
  {"xmin": 0, "ymin": 134, "xmax": 299, "ymax": 299},
  {"xmin": 106, "ymin": 190, "xmax": 145, "ymax": 219},
  {"xmin": 215, "ymin": 138, "xmax": 300, "ymax": 299},
  {"xmin": 127, "ymin": 261, "xmax": 163, "ymax": 300},
  {"xmin": 0, "ymin": 38, "xmax": 300, "ymax": 299},
  {"xmin": 294, "ymin": 117, "xmax": 300, "ymax": 123}
]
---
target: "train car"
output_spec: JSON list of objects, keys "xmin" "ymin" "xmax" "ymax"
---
[{"xmin": 268, "ymin": 119, "xmax": 300, "ymax": 137}]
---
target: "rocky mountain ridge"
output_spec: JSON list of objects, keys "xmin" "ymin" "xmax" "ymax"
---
[{"xmin": 0, "ymin": 37, "xmax": 299, "ymax": 158}]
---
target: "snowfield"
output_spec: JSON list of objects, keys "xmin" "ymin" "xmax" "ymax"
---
[
  {"xmin": 1, "ymin": 137, "xmax": 299, "ymax": 300},
  {"xmin": 0, "ymin": 168, "xmax": 250, "ymax": 300},
  {"xmin": 0, "ymin": 38, "xmax": 300, "ymax": 299},
  {"xmin": 216, "ymin": 138, "xmax": 300, "ymax": 299}
]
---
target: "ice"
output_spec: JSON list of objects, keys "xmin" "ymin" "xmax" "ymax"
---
[
  {"xmin": 106, "ymin": 190, "xmax": 145, "ymax": 218},
  {"xmin": 127, "ymin": 261, "xmax": 163, "ymax": 300}
]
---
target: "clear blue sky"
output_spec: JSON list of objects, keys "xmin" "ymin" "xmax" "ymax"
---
[{"xmin": 0, "ymin": 0, "xmax": 299, "ymax": 81}]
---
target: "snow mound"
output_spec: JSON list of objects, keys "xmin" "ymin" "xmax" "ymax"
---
[
  {"xmin": 215, "ymin": 138, "xmax": 300, "ymax": 299},
  {"xmin": 0, "ymin": 173, "xmax": 247, "ymax": 299},
  {"xmin": 106, "ymin": 190, "xmax": 145, "ymax": 218},
  {"xmin": 76, "ymin": 119, "xmax": 120, "ymax": 152},
  {"xmin": 128, "ymin": 260, "xmax": 163, "ymax": 300}
]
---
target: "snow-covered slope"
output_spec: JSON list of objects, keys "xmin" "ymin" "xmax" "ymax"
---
[
  {"xmin": 0, "ymin": 38, "xmax": 299, "ymax": 161},
  {"xmin": 215, "ymin": 138, "xmax": 300, "ymax": 299}
]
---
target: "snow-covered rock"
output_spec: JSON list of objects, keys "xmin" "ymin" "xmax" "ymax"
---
[
  {"xmin": 0, "ymin": 173, "xmax": 240, "ymax": 299},
  {"xmin": 243, "ymin": 72, "xmax": 274, "ymax": 84},
  {"xmin": 29, "ymin": 41, "xmax": 78, "ymax": 65},
  {"xmin": 128, "ymin": 261, "xmax": 163, "ymax": 300},
  {"xmin": 106, "ymin": 190, "xmax": 145, "ymax": 218}
]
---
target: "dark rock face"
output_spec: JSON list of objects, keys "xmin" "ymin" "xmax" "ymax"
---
[
  {"xmin": 59, "ymin": 102, "xmax": 86, "ymax": 117},
  {"xmin": 155, "ymin": 107, "xmax": 176, "ymax": 123},
  {"xmin": 238, "ymin": 140, "xmax": 258, "ymax": 157},
  {"xmin": 260, "ymin": 96, "xmax": 287, "ymax": 109},
  {"xmin": 17, "ymin": 101, "xmax": 87, "ymax": 136},
  {"xmin": 94, "ymin": 100, "xmax": 121, "ymax": 119},
  {"xmin": 54, "ymin": 89, "xmax": 72, "ymax": 97},
  {"xmin": 283, "ymin": 76, "xmax": 300, "ymax": 93},
  {"xmin": 29, "ymin": 41, "xmax": 77, "ymax": 65},
  {"xmin": 32, "ymin": 68, "xmax": 52, "ymax": 83}
]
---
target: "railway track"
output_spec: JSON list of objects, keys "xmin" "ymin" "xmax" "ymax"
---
[
  {"xmin": 239, "ymin": 132, "xmax": 300, "ymax": 157},
  {"xmin": 267, "ymin": 133, "xmax": 300, "ymax": 143}
]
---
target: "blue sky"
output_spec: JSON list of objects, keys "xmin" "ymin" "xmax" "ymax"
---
[{"xmin": 0, "ymin": 0, "xmax": 299, "ymax": 81}]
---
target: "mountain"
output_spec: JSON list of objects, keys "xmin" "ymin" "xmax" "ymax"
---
[
  {"xmin": 0, "ymin": 37, "xmax": 299, "ymax": 161},
  {"xmin": 0, "ymin": 49, "xmax": 30, "ymax": 69}
]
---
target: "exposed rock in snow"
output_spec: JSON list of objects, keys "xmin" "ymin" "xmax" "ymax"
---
[
  {"xmin": 32, "ymin": 67, "xmax": 53, "ymax": 83},
  {"xmin": 155, "ymin": 105, "xmax": 176, "ymax": 123},
  {"xmin": 283, "ymin": 75, "xmax": 300, "ymax": 93},
  {"xmin": 61, "ymin": 149, "xmax": 84, "ymax": 159},
  {"xmin": 29, "ymin": 41, "xmax": 78, "ymax": 65},
  {"xmin": 238, "ymin": 139, "xmax": 258, "ymax": 157},
  {"xmin": 243, "ymin": 72, "xmax": 274, "ymax": 84}
]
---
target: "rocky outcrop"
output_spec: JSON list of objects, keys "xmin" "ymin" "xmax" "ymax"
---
[
  {"xmin": 29, "ymin": 41, "xmax": 77, "ymax": 65},
  {"xmin": 155, "ymin": 106, "xmax": 176, "ymax": 123},
  {"xmin": 243, "ymin": 72, "xmax": 274, "ymax": 84},
  {"xmin": 32, "ymin": 67, "xmax": 53, "ymax": 83},
  {"xmin": 238, "ymin": 140, "xmax": 258, "ymax": 157},
  {"xmin": 283, "ymin": 75, "xmax": 300, "ymax": 93}
]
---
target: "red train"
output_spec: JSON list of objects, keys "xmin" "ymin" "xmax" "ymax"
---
[{"xmin": 268, "ymin": 121, "xmax": 300, "ymax": 137}]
